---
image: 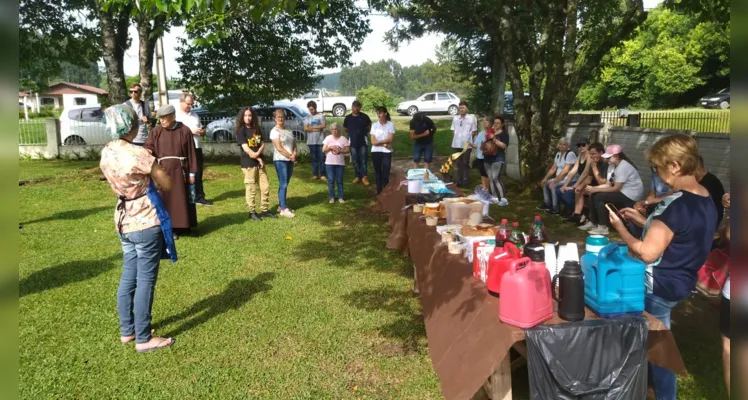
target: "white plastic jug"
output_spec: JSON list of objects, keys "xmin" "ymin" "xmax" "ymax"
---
[{"xmin": 407, "ymin": 179, "xmax": 422, "ymax": 193}]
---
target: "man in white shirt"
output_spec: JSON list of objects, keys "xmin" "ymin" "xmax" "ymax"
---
[
  {"xmin": 450, "ymin": 101, "xmax": 478, "ymax": 186},
  {"xmin": 123, "ymin": 83, "xmax": 151, "ymax": 146},
  {"xmin": 176, "ymin": 93, "xmax": 213, "ymax": 206}
]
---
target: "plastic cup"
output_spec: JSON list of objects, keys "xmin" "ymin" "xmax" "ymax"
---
[
  {"xmin": 544, "ymin": 243, "xmax": 557, "ymax": 277},
  {"xmin": 565, "ymin": 242, "xmax": 580, "ymax": 263}
]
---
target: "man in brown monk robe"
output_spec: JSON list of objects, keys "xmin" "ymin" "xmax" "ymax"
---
[{"xmin": 145, "ymin": 104, "xmax": 198, "ymax": 238}]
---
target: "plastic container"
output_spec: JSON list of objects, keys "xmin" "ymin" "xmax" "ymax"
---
[
  {"xmin": 476, "ymin": 243, "xmax": 497, "ymax": 282},
  {"xmin": 486, "ymin": 242, "xmax": 522, "ymax": 295},
  {"xmin": 407, "ymin": 179, "xmax": 422, "ymax": 193},
  {"xmin": 508, "ymin": 222, "xmax": 525, "ymax": 252},
  {"xmin": 585, "ymin": 242, "xmax": 646, "ymax": 318},
  {"xmin": 445, "ymin": 201, "xmax": 484, "ymax": 226},
  {"xmin": 581, "ymin": 235, "xmax": 610, "ymax": 301},
  {"xmin": 495, "ymin": 219, "xmax": 512, "ymax": 247},
  {"xmin": 528, "ymin": 215, "xmax": 548, "ymax": 244},
  {"xmin": 473, "ymin": 239, "xmax": 495, "ymax": 280},
  {"xmin": 499, "ymin": 256, "xmax": 553, "ymax": 328}
]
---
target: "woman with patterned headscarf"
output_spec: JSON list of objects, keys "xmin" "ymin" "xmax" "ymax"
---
[{"xmin": 100, "ymin": 104, "xmax": 176, "ymax": 353}]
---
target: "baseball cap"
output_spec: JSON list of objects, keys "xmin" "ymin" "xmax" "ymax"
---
[{"xmin": 602, "ymin": 144, "xmax": 622, "ymax": 158}]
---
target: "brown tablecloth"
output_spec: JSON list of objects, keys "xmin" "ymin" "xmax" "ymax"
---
[{"xmin": 376, "ymin": 178, "xmax": 687, "ymax": 400}]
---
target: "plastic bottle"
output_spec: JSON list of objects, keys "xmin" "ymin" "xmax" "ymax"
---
[
  {"xmin": 528, "ymin": 215, "xmax": 548, "ymax": 245},
  {"xmin": 189, "ymin": 183, "xmax": 197, "ymax": 204},
  {"xmin": 495, "ymin": 219, "xmax": 512, "ymax": 247},
  {"xmin": 508, "ymin": 222, "xmax": 525, "ymax": 252}
]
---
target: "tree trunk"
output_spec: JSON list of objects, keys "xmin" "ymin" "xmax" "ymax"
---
[
  {"xmin": 137, "ymin": 14, "xmax": 166, "ymax": 105},
  {"xmin": 490, "ymin": 46, "xmax": 506, "ymax": 116},
  {"xmin": 97, "ymin": 2, "xmax": 132, "ymax": 105}
]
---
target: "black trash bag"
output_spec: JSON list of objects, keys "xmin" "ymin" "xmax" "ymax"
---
[
  {"xmin": 415, "ymin": 193, "xmax": 459, "ymax": 204},
  {"xmin": 525, "ymin": 315, "xmax": 648, "ymax": 400}
]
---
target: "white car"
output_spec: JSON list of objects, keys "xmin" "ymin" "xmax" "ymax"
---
[
  {"xmin": 397, "ymin": 92, "xmax": 461, "ymax": 116},
  {"xmin": 205, "ymin": 103, "xmax": 308, "ymax": 142},
  {"xmin": 60, "ymin": 104, "xmax": 109, "ymax": 145},
  {"xmin": 287, "ymin": 88, "xmax": 356, "ymax": 117}
]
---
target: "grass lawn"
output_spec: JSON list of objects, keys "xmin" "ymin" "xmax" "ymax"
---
[{"xmin": 19, "ymin": 158, "xmax": 726, "ymax": 399}]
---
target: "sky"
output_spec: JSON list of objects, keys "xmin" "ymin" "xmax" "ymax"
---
[{"xmin": 121, "ymin": 0, "xmax": 663, "ymax": 79}]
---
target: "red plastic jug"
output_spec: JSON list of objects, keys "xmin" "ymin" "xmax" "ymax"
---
[
  {"xmin": 499, "ymin": 257, "xmax": 553, "ymax": 328},
  {"xmin": 486, "ymin": 242, "xmax": 521, "ymax": 294}
]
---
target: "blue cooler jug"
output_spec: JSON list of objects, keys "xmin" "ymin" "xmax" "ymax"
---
[
  {"xmin": 581, "ymin": 235, "xmax": 609, "ymax": 302},
  {"xmin": 585, "ymin": 242, "xmax": 646, "ymax": 318}
]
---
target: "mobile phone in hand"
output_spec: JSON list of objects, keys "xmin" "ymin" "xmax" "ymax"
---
[{"xmin": 605, "ymin": 203, "xmax": 627, "ymax": 222}]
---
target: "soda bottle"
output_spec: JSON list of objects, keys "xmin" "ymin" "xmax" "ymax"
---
[
  {"xmin": 528, "ymin": 215, "xmax": 549, "ymax": 245},
  {"xmin": 495, "ymin": 219, "xmax": 511, "ymax": 247},
  {"xmin": 508, "ymin": 221, "xmax": 526, "ymax": 252}
]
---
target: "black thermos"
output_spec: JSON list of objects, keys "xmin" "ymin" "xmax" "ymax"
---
[{"xmin": 552, "ymin": 260, "xmax": 585, "ymax": 322}]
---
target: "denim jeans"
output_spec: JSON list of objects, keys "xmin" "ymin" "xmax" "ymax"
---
[
  {"xmin": 371, "ymin": 152, "xmax": 392, "ymax": 194},
  {"xmin": 645, "ymin": 294, "xmax": 681, "ymax": 400},
  {"xmin": 117, "ymin": 225, "xmax": 163, "ymax": 344},
  {"xmin": 555, "ymin": 178, "xmax": 577, "ymax": 212},
  {"xmin": 325, "ymin": 164, "xmax": 344, "ymax": 199},
  {"xmin": 274, "ymin": 160, "xmax": 294, "ymax": 210},
  {"xmin": 350, "ymin": 145, "xmax": 368, "ymax": 179},
  {"xmin": 308, "ymin": 144, "xmax": 324, "ymax": 177},
  {"xmin": 413, "ymin": 141, "xmax": 434, "ymax": 163},
  {"xmin": 542, "ymin": 180, "xmax": 565, "ymax": 211}
]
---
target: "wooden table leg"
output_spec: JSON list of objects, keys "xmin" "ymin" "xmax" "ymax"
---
[
  {"xmin": 412, "ymin": 263, "xmax": 419, "ymax": 294},
  {"xmin": 472, "ymin": 352, "xmax": 512, "ymax": 400}
]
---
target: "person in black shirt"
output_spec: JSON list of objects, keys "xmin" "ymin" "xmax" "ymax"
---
[
  {"xmin": 343, "ymin": 100, "xmax": 372, "ymax": 185},
  {"xmin": 409, "ymin": 112, "xmax": 437, "ymax": 169},
  {"xmin": 695, "ymin": 155, "xmax": 725, "ymax": 229},
  {"xmin": 235, "ymin": 107, "xmax": 275, "ymax": 221}
]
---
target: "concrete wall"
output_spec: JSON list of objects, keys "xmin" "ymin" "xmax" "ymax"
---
[{"xmin": 609, "ymin": 127, "xmax": 730, "ymax": 192}]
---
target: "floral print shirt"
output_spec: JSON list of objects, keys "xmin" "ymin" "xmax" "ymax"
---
[{"xmin": 100, "ymin": 140, "xmax": 160, "ymax": 234}]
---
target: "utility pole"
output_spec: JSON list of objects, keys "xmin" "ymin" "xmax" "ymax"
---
[{"xmin": 155, "ymin": 36, "xmax": 169, "ymax": 108}]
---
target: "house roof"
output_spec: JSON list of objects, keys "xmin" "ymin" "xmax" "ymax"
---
[
  {"xmin": 44, "ymin": 82, "xmax": 108, "ymax": 96},
  {"xmin": 19, "ymin": 91, "xmax": 29, "ymax": 97}
]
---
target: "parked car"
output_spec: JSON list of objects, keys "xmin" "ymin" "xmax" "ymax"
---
[
  {"xmin": 699, "ymin": 88, "xmax": 730, "ymax": 109},
  {"xmin": 151, "ymin": 90, "xmax": 204, "ymax": 109},
  {"xmin": 287, "ymin": 89, "xmax": 355, "ymax": 117},
  {"xmin": 396, "ymin": 92, "xmax": 461, "ymax": 116},
  {"xmin": 60, "ymin": 104, "xmax": 109, "ymax": 145},
  {"xmin": 205, "ymin": 102, "xmax": 308, "ymax": 142}
]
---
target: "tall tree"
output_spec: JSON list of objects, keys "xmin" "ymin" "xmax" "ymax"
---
[
  {"xmin": 94, "ymin": 1, "xmax": 133, "ymax": 104},
  {"xmin": 375, "ymin": 0, "xmax": 646, "ymax": 181},
  {"xmin": 177, "ymin": 0, "xmax": 370, "ymax": 108}
]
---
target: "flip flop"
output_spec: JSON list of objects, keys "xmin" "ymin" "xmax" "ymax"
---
[
  {"xmin": 121, "ymin": 335, "xmax": 135, "ymax": 344},
  {"xmin": 136, "ymin": 338, "xmax": 175, "ymax": 353}
]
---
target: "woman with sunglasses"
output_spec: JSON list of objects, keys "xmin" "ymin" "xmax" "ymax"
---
[
  {"xmin": 608, "ymin": 134, "xmax": 716, "ymax": 400},
  {"xmin": 579, "ymin": 143, "xmax": 644, "ymax": 235}
]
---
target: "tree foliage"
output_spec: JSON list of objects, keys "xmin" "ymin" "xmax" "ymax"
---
[
  {"xmin": 373, "ymin": 0, "xmax": 647, "ymax": 181},
  {"xmin": 176, "ymin": 0, "xmax": 370, "ymax": 109},
  {"xmin": 355, "ymin": 86, "xmax": 395, "ymax": 111},
  {"xmin": 338, "ymin": 57, "xmax": 473, "ymax": 101},
  {"xmin": 574, "ymin": 7, "xmax": 730, "ymax": 109}
]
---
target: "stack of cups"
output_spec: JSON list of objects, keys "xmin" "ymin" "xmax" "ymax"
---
[
  {"xmin": 555, "ymin": 243, "xmax": 581, "ymax": 276},
  {"xmin": 544, "ymin": 243, "xmax": 557, "ymax": 278}
]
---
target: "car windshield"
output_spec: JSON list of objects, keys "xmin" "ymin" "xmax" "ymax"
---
[
  {"xmin": 287, "ymin": 105, "xmax": 309, "ymax": 117},
  {"xmin": 718, "ymin": 88, "xmax": 729, "ymax": 94}
]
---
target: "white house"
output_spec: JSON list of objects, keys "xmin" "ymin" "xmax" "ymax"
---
[{"xmin": 41, "ymin": 82, "xmax": 108, "ymax": 110}]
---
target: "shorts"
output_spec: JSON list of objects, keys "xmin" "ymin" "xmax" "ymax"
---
[
  {"xmin": 477, "ymin": 159, "xmax": 487, "ymax": 177},
  {"xmin": 720, "ymin": 295, "xmax": 730, "ymax": 338},
  {"xmin": 413, "ymin": 141, "xmax": 434, "ymax": 163}
]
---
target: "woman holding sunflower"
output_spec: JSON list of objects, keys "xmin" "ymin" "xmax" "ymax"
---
[{"xmin": 236, "ymin": 107, "xmax": 275, "ymax": 221}]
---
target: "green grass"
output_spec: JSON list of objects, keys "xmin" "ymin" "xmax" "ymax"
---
[{"xmin": 19, "ymin": 159, "xmax": 726, "ymax": 399}]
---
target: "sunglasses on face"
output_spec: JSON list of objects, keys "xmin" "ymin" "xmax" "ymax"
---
[
  {"xmin": 130, "ymin": 90, "xmax": 140, "ymax": 94},
  {"xmin": 577, "ymin": 143, "xmax": 587, "ymax": 148}
]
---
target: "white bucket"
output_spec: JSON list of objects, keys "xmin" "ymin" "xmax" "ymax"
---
[{"xmin": 408, "ymin": 179, "xmax": 422, "ymax": 193}]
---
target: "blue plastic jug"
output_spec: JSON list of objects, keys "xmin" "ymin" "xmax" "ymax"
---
[
  {"xmin": 585, "ymin": 242, "xmax": 647, "ymax": 318},
  {"xmin": 581, "ymin": 235, "xmax": 609, "ymax": 300}
]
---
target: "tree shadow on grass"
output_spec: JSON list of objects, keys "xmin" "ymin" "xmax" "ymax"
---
[
  {"xmin": 197, "ymin": 212, "xmax": 250, "ymax": 235},
  {"xmin": 20, "ymin": 254, "xmax": 120, "ymax": 297},
  {"xmin": 154, "ymin": 272, "xmax": 275, "ymax": 337},
  {"xmin": 22, "ymin": 206, "xmax": 110, "ymax": 225},
  {"xmin": 342, "ymin": 287, "xmax": 427, "ymax": 355},
  {"xmin": 210, "ymin": 189, "xmax": 245, "ymax": 202}
]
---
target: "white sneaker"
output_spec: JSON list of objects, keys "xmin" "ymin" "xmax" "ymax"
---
[
  {"xmin": 589, "ymin": 225, "xmax": 609, "ymax": 235},
  {"xmin": 280, "ymin": 208, "xmax": 295, "ymax": 218},
  {"xmin": 578, "ymin": 221, "xmax": 595, "ymax": 231},
  {"xmin": 498, "ymin": 198, "xmax": 509, "ymax": 207}
]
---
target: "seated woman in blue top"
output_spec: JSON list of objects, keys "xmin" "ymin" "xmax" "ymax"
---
[{"xmin": 609, "ymin": 134, "xmax": 716, "ymax": 400}]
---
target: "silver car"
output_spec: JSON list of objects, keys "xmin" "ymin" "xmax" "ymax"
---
[
  {"xmin": 60, "ymin": 105, "xmax": 109, "ymax": 145},
  {"xmin": 205, "ymin": 103, "xmax": 308, "ymax": 142}
]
